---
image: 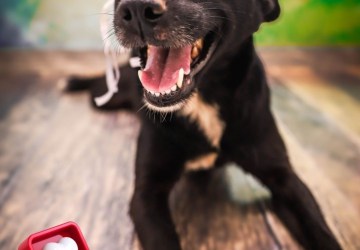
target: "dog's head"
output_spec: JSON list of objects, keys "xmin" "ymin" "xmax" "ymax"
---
[{"xmin": 113, "ymin": 0, "xmax": 280, "ymax": 112}]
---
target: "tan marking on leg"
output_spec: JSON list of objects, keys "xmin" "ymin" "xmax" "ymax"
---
[
  {"xmin": 185, "ymin": 152, "xmax": 218, "ymax": 171},
  {"xmin": 179, "ymin": 93, "xmax": 225, "ymax": 148}
]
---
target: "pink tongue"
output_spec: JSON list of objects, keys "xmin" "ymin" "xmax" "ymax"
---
[{"xmin": 140, "ymin": 46, "xmax": 192, "ymax": 92}]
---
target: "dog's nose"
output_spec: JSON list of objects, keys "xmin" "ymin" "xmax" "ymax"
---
[{"xmin": 119, "ymin": 0, "xmax": 165, "ymax": 33}]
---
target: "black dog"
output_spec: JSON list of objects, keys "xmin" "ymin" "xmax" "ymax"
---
[{"xmin": 65, "ymin": 0, "xmax": 342, "ymax": 249}]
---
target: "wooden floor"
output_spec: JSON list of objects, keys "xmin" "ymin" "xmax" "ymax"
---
[{"xmin": 0, "ymin": 48, "xmax": 359, "ymax": 250}]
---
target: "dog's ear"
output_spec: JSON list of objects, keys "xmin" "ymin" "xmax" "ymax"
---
[{"xmin": 260, "ymin": 0, "xmax": 280, "ymax": 22}]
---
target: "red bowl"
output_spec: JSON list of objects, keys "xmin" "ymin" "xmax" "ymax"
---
[{"xmin": 18, "ymin": 222, "xmax": 89, "ymax": 250}]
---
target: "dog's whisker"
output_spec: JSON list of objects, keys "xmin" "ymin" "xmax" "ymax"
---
[
  {"xmin": 207, "ymin": 15, "xmax": 234, "ymax": 22},
  {"xmin": 103, "ymin": 31, "xmax": 116, "ymax": 42},
  {"xmin": 105, "ymin": 27, "xmax": 115, "ymax": 35},
  {"xmin": 160, "ymin": 112, "xmax": 165, "ymax": 123},
  {"xmin": 98, "ymin": 12, "xmax": 115, "ymax": 16},
  {"xmin": 169, "ymin": 112, "xmax": 173, "ymax": 121},
  {"xmin": 137, "ymin": 103, "xmax": 148, "ymax": 113},
  {"xmin": 202, "ymin": 5, "xmax": 247, "ymax": 13}
]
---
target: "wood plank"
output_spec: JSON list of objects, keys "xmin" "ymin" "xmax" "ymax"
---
[
  {"xmin": 270, "ymin": 81, "xmax": 360, "ymax": 211},
  {"xmin": 286, "ymin": 79, "xmax": 360, "ymax": 145},
  {"xmin": 267, "ymin": 65, "xmax": 360, "ymax": 147},
  {"xmin": 275, "ymin": 118, "xmax": 360, "ymax": 250},
  {"xmin": 0, "ymin": 75, "xmax": 139, "ymax": 249},
  {"xmin": 1, "ymin": 49, "xmax": 359, "ymax": 249}
]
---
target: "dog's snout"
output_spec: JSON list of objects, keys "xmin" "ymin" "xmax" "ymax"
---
[
  {"xmin": 119, "ymin": 0, "xmax": 166, "ymax": 34},
  {"xmin": 115, "ymin": 0, "xmax": 208, "ymax": 47}
]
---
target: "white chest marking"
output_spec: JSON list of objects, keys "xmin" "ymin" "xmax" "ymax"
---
[
  {"xmin": 179, "ymin": 93, "xmax": 225, "ymax": 148},
  {"xmin": 180, "ymin": 93, "xmax": 224, "ymax": 171}
]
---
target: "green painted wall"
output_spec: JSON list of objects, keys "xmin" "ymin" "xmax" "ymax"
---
[{"xmin": 256, "ymin": 0, "xmax": 360, "ymax": 45}]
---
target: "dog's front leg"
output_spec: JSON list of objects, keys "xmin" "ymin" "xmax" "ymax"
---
[
  {"xmin": 130, "ymin": 125, "xmax": 183, "ymax": 250},
  {"xmin": 230, "ymin": 113, "xmax": 342, "ymax": 250}
]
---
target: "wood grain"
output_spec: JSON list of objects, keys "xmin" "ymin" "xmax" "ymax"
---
[{"xmin": 0, "ymin": 48, "xmax": 359, "ymax": 250}]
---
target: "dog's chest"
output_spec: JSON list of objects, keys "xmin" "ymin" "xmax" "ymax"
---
[{"xmin": 179, "ymin": 93, "xmax": 225, "ymax": 171}]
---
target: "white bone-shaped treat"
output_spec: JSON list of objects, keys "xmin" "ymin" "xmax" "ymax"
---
[{"xmin": 43, "ymin": 237, "xmax": 78, "ymax": 250}]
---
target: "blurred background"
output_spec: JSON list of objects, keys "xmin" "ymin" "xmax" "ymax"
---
[
  {"xmin": 1, "ymin": 1, "xmax": 360, "ymax": 250},
  {"xmin": 1, "ymin": 0, "xmax": 360, "ymax": 48}
]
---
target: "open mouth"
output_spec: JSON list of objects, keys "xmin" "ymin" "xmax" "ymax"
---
[{"xmin": 137, "ymin": 31, "xmax": 217, "ymax": 111}]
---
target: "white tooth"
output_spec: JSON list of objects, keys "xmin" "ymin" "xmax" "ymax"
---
[
  {"xmin": 150, "ymin": 90, "xmax": 155, "ymax": 95},
  {"xmin": 171, "ymin": 85, "xmax": 177, "ymax": 91},
  {"xmin": 130, "ymin": 57, "xmax": 141, "ymax": 68},
  {"xmin": 191, "ymin": 47, "xmax": 199, "ymax": 59},
  {"xmin": 195, "ymin": 39, "xmax": 204, "ymax": 49},
  {"xmin": 138, "ymin": 70, "xmax": 143, "ymax": 81},
  {"xmin": 177, "ymin": 68, "xmax": 184, "ymax": 89},
  {"xmin": 155, "ymin": 92, "xmax": 160, "ymax": 97},
  {"xmin": 165, "ymin": 89, "xmax": 171, "ymax": 94}
]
